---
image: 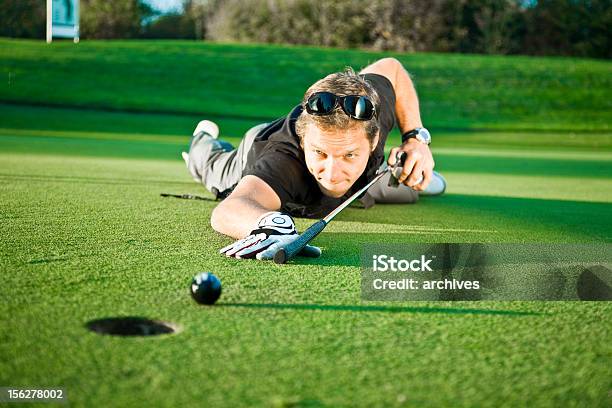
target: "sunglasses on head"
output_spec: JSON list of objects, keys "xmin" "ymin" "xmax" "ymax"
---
[{"xmin": 304, "ymin": 92, "xmax": 377, "ymax": 121}]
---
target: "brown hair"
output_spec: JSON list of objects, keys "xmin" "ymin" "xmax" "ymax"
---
[{"xmin": 295, "ymin": 67, "xmax": 380, "ymax": 148}]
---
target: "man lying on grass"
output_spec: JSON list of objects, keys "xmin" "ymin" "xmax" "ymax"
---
[{"xmin": 183, "ymin": 57, "xmax": 446, "ymax": 260}]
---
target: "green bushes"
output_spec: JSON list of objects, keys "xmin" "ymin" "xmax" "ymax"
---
[{"xmin": 1, "ymin": 0, "xmax": 609, "ymax": 58}]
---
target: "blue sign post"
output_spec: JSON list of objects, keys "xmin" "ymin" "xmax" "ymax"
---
[{"xmin": 46, "ymin": 0, "xmax": 80, "ymax": 43}]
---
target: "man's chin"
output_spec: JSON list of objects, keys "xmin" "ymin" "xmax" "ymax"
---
[{"xmin": 318, "ymin": 183, "xmax": 349, "ymax": 198}]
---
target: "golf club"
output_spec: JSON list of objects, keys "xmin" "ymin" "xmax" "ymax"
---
[{"xmin": 160, "ymin": 193, "xmax": 210, "ymax": 201}]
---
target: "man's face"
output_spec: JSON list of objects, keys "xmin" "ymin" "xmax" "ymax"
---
[{"xmin": 302, "ymin": 124, "xmax": 378, "ymax": 198}]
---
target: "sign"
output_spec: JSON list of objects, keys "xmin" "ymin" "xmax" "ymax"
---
[{"xmin": 47, "ymin": 0, "xmax": 80, "ymax": 43}]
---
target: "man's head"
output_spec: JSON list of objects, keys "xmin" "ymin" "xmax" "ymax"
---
[{"xmin": 296, "ymin": 68, "xmax": 380, "ymax": 198}]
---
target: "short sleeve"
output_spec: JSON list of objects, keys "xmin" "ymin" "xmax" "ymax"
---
[
  {"xmin": 362, "ymin": 73, "xmax": 396, "ymax": 140},
  {"xmin": 244, "ymin": 143, "xmax": 310, "ymax": 207}
]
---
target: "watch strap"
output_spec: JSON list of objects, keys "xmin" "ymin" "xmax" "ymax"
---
[{"xmin": 401, "ymin": 128, "xmax": 420, "ymax": 144}]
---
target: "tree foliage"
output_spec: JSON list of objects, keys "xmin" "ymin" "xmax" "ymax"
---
[
  {"xmin": 0, "ymin": 0, "xmax": 46, "ymax": 39},
  {"xmin": 0, "ymin": 0, "xmax": 609, "ymax": 58},
  {"xmin": 80, "ymin": 0, "xmax": 156, "ymax": 39},
  {"xmin": 201, "ymin": 0, "xmax": 610, "ymax": 58},
  {"xmin": 522, "ymin": 0, "xmax": 611, "ymax": 58}
]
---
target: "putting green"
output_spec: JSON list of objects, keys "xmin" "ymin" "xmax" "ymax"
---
[
  {"xmin": 2, "ymin": 117, "xmax": 610, "ymax": 407},
  {"xmin": 1, "ymin": 40, "xmax": 611, "ymax": 407}
]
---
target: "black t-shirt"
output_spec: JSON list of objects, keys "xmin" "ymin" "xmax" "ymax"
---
[{"xmin": 243, "ymin": 73, "xmax": 396, "ymax": 218}]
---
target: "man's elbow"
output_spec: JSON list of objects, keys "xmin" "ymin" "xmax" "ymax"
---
[
  {"xmin": 363, "ymin": 57, "xmax": 404, "ymax": 86},
  {"xmin": 371, "ymin": 57, "xmax": 402, "ymax": 74},
  {"xmin": 210, "ymin": 203, "xmax": 225, "ymax": 234},
  {"xmin": 378, "ymin": 57, "xmax": 402, "ymax": 69}
]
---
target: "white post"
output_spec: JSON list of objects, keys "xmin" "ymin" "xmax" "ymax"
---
[
  {"xmin": 46, "ymin": 0, "xmax": 52, "ymax": 43},
  {"xmin": 74, "ymin": 0, "xmax": 80, "ymax": 43}
]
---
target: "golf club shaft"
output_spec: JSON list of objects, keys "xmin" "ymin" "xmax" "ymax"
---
[
  {"xmin": 323, "ymin": 167, "xmax": 390, "ymax": 223},
  {"xmin": 160, "ymin": 193, "xmax": 209, "ymax": 201},
  {"xmin": 273, "ymin": 167, "xmax": 391, "ymax": 264}
]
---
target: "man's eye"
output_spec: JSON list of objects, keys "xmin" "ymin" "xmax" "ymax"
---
[
  {"xmin": 345, "ymin": 153, "xmax": 355, "ymax": 159},
  {"xmin": 315, "ymin": 150, "xmax": 325, "ymax": 156}
]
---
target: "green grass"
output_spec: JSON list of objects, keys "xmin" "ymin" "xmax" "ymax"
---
[
  {"xmin": 1, "ymin": 38, "xmax": 611, "ymax": 131},
  {"xmin": 1, "ymin": 39, "xmax": 611, "ymax": 407}
]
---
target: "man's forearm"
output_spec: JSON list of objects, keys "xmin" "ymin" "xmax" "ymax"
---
[
  {"xmin": 211, "ymin": 175, "xmax": 282, "ymax": 239},
  {"xmin": 392, "ymin": 63, "xmax": 423, "ymax": 134},
  {"xmin": 360, "ymin": 58, "xmax": 423, "ymax": 134},
  {"xmin": 211, "ymin": 197, "xmax": 271, "ymax": 239}
]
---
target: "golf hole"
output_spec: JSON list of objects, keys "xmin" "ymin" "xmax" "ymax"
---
[{"xmin": 86, "ymin": 317, "xmax": 180, "ymax": 337}]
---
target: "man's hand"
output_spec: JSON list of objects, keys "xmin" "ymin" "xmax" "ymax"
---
[
  {"xmin": 388, "ymin": 139, "xmax": 435, "ymax": 191},
  {"xmin": 220, "ymin": 212, "xmax": 321, "ymax": 260}
]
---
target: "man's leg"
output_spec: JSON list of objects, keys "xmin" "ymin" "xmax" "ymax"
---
[
  {"xmin": 366, "ymin": 166, "xmax": 447, "ymax": 204},
  {"xmin": 184, "ymin": 121, "xmax": 267, "ymax": 198},
  {"xmin": 366, "ymin": 171, "xmax": 420, "ymax": 204}
]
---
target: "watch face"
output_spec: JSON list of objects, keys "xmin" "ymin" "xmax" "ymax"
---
[{"xmin": 417, "ymin": 128, "xmax": 431, "ymax": 144}]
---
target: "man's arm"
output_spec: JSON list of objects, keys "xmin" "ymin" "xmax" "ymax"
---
[
  {"xmin": 214, "ymin": 175, "xmax": 321, "ymax": 260},
  {"xmin": 360, "ymin": 58, "xmax": 434, "ymax": 191},
  {"xmin": 210, "ymin": 175, "xmax": 281, "ymax": 239},
  {"xmin": 360, "ymin": 57, "xmax": 423, "ymax": 131}
]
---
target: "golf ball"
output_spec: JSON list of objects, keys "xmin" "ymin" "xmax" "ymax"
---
[{"xmin": 190, "ymin": 272, "xmax": 222, "ymax": 305}]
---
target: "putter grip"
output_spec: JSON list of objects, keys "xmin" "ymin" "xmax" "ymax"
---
[{"xmin": 273, "ymin": 220, "xmax": 327, "ymax": 264}]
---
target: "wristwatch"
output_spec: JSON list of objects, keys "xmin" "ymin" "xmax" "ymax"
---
[{"xmin": 401, "ymin": 127, "xmax": 431, "ymax": 145}]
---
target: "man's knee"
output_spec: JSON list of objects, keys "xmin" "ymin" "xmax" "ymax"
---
[
  {"xmin": 240, "ymin": 123, "xmax": 268, "ymax": 164},
  {"xmin": 366, "ymin": 172, "xmax": 420, "ymax": 204},
  {"xmin": 377, "ymin": 187, "xmax": 419, "ymax": 204},
  {"xmin": 187, "ymin": 134, "xmax": 220, "ymax": 182}
]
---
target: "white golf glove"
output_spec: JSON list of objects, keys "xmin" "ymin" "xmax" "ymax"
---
[{"xmin": 220, "ymin": 212, "xmax": 322, "ymax": 260}]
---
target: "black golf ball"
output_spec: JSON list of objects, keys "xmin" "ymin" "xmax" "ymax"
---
[{"xmin": 190, "ymin": 272, "xmax": 222, "ymax": 305}]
